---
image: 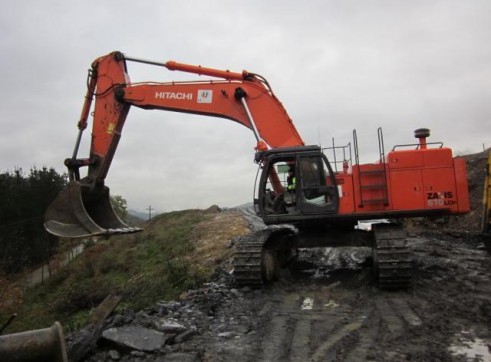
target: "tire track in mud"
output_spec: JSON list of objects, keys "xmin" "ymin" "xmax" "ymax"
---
[
  {"xmin": 255, "ymin": 288, "xmax": 355, "ymax": 361},
  {"xmin": 253, "ymin": 282, "xmax": 426, "ymax": 362},
  {"xmin": 201, "ymin": 234, "xmax": 490, "ymax": 362}
]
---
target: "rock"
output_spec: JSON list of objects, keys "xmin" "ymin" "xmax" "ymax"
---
[
  {"xmin": 241, "ymin": 286, "xmax": 252, "ymax": 293},
  {"xmin": 174, "ymin": 327, "xmax": 198, "ymax": 343},
  {"xmin": 108, "ymin": 349, "xmax": 121, "ymax": 360},
  {"xmin": 157, "ymin": 301, "xmax": 182, "ymax": 315},
  {"xmin": 130, "ymin": 350, "xmax": 147, "ymax": 358},
  {"xmin": 217, "ymin": 331, "xmax": 234, "ymax": 339},
  {"xmin": 102, "ymin": 326, "xmax": 167, "ymax": 352},
  {"xmin": 134, "ymin": 311, "xmax": 153, "ymax": 327},
  {"xmin": 159, "ymin": 352, "xmax": 200, "ymax": 362},
  {"xmin": 105, "ymin": 314, "xmax": 126, "ymax": 329},
  {"xmin": 154, "ymin": 318, "xmax": 188, "ymax": 334}
]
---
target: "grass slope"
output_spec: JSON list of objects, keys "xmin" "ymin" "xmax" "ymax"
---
[{"xmin": 1, "ymin": 209, "xmax": 221, "ymax": 333}]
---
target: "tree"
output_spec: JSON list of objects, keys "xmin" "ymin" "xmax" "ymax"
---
[
  {"xmin": 0, "ymin": 167, "xmax": 67, "ymax": 274},
  {"xmin": 110, "ymin": 194, "xmax": 128, "ymax": 221}
]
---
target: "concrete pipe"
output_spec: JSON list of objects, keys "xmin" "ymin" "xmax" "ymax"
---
[{"xmin": 0, "ymin": 321, "xmax": 68, "ymax": 362}]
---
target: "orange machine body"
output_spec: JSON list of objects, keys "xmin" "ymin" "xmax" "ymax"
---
[{"xmin": 334, "ymin": 146, "xmax": 470, "ymax": 217}]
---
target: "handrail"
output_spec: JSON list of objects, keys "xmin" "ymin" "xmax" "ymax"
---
[
  {"xmin": 353, "ymin": 129, "xmax": 360, "ymax": 166},
  {"xmin": 377, "ymin": 127, "xmax": 385, "ymax": 163},
  {"xmin": 377, "ymin": 127, "xmax": 389, "ymax": 205},
  {"xmin": 322, "ymin": 142, "xmax": 352, "ymax": 172},
  {"xmin": 392, "ymin": 142, "xmax": 444, "ymax": 151}
]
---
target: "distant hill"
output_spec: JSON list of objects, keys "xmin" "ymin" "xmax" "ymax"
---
[
  {"xmin": 127, "ymin": 209, "xmax": 149, "ymax": 226},
  {"xmin": 128, "ymin": 209, "xmax": 149, "ymax": 220}
]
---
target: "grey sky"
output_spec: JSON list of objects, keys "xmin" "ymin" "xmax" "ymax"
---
[{"xmin": 1, "ymin": 1, "xmax": 489, "ymax": 214}]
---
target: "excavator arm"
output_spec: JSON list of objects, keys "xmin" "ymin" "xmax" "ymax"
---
[
  {"xmin": 74, "ymin": 51, "xmax": 303, "ymax": 183},
  {"xmin": 45, "ymin": 51, "xmax": 304, "ymax": 238}
]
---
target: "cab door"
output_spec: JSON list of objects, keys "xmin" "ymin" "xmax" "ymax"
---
[{"xmin": 298, "ymin": 155, "xmax": 339, "ymax": 214}]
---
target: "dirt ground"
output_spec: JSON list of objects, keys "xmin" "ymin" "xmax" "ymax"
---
[
  {"xmin": 189, "ymin": 234, "xmax": 491, "ymax": 362},
  {"xmin": 82, "ymin": 214, "xmax": 491, "ymax": 362}
]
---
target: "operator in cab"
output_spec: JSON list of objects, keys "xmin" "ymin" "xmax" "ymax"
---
[{"xmin": 287, "ymin": 167, "xmax": 296, "ymax": 192}]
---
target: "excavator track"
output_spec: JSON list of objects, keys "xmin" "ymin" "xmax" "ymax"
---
[
  {"xmin": 372, "ymin": 223, "xmax": 412, "ymax": 290},
  {"xmin": 232, "ymin": 230, "xmax": 271, "ymax": 286},
  {"xmin": 232, "ymin": 228, "xmax": 293, "ymax": 287},
  {"xmin": 232, "ymin": 239, "xmax": 265, "ymax": 286}
]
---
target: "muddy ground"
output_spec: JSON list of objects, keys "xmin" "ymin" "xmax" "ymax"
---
[
  {"xmin": 188, "ymin": 235, "xmax": 490, "ymax": 362},
  {"xmin": 81, "ymin": 216, "xmax": 491, "ymax": 362}
]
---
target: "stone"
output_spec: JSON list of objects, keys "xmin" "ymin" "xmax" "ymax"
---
[
  {"xmin": 174, "ymin": 327, "xmax": 198, "ymax": 343},
  {"xmin": 108, "ymin": 349, "xmax": 121, "ymax": 360},
  {"xmin": 217, "ymin": 331, "xmax": 234, "ymax": 339},
  {"xmin": 130, "ymin": 350, "xmax": 147, "ymax": 358},
  {"xmin": 154, "ymin": 318, "xmax": 188, "ymax": 334},
  {"xmin": 106, "ymin": 314, "xmax": 125, "ymax": 329},
  {"xmin": 158, "ymin": 352, "xmax": 200, "ymax": 362},
  {"xmin": 102, "ymin": 326, "xmax": 167, "ymax": 352}
]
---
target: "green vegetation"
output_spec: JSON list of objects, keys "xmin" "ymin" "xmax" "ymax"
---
[
  {"xmin": 110, "ymin": 194, "xmax": 128, "ymax": 221},
  {"xmin": 1, "ymin": 209, "xmax": 212, "ymax": 333},
  {"xmin": 0, "ymin": 168, "xmax": 67, "ymax": 274}
]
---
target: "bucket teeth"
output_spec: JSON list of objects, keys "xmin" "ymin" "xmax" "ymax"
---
[{"xmin": 44, "ymin": 181, "xmax": 142, "ymax": 238}]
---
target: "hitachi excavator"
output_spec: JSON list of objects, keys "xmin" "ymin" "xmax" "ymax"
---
[{"xmin": 45, "ymin": 51, "xmax": 470, "ymax": 289}]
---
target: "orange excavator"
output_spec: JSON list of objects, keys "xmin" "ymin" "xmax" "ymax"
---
[{"xmin": 45, "ymin": 51, "xmax": 470, "ymax": 289}]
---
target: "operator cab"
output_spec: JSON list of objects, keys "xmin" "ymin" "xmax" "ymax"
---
[{"xmin": 255, "ymin": 146, "xmax": 339, "ymax": 225}]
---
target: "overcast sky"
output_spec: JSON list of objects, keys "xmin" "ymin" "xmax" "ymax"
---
[{"xmin": 1, "ymin": 1, "xmax": 490, "ymax": 214}]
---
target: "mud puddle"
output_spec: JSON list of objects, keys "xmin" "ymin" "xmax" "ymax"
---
[
  {"xmin": 290, "ymin": 247, "xmax": 372, "ymax": 280},
  {"xmin": 449, "ymin": 330, "xmax": 491, "ymax": 361}
]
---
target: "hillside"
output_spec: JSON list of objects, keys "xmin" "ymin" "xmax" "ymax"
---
[{"xmin": 0, "ymin": 206, "xmax": 251, "ymax": 334}]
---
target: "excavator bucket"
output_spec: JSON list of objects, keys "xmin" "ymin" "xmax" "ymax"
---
[{"xmin": 44, "ymin": 181, "xmax": 141, "ymax": 238}]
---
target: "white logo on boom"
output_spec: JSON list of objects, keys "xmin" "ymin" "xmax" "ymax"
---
[
  {"xmin": 197, "ymin": 90, "xmax": 213, "ymax": 104},
  {"xmin": 155, "ymin": 92, "xmax": 193, "ymax": 100}
]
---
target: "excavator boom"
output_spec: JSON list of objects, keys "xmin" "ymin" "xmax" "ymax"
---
[
  {"xmin": 77, "ymin": 51, "xmax": 303, "ymax": 184},
  {"xmin": 45, "ymin": 51, "xmax": 304, "ymax": 238}
]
